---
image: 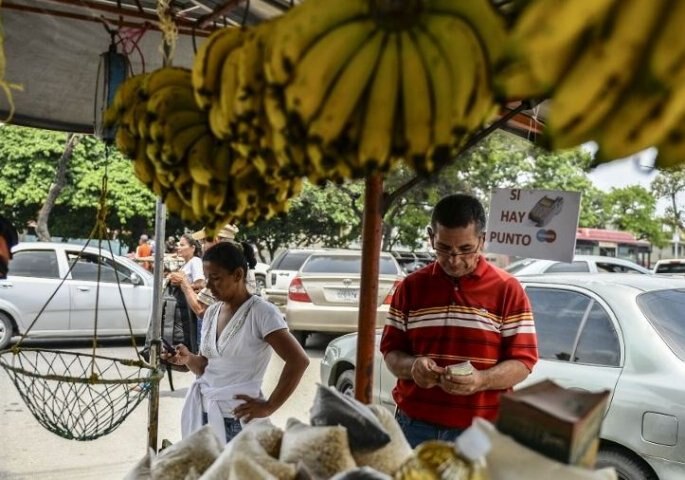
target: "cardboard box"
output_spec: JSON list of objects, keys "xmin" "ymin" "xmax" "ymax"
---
[{"xmin": 496, "ymin": 379, "xmax": 610, "ymax": 468}]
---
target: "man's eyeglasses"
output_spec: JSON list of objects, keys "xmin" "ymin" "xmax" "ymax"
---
[{"xmin": 432, "ymin": 244, "xmax": 481, "ymax": 258}]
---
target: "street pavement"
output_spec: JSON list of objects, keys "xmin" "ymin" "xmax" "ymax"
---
[{"xmin": 0, "ymin": 334, "xmax": 334, "ymax": 479}]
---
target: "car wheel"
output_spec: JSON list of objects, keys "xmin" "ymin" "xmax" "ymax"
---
[
  {"xmin": 0, "ymin": 312, "xmax": 14, "ymax": 350},
  {"xmin": 291, "ymin": 330, "xmax": 308, "ymax": 348},
  {"xmin": 255, "ymin": 274, "xmax": 266, "ymax": 295},
  {"xmin": 335, "ymin": 370, "xmax": 355, "ymax": 397},
  {"xmin": 596, "ymin": 446, "xmax": 657, "ymax": 480}
]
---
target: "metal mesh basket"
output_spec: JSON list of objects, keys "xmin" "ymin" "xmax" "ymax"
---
[{"xmin": 0, "ymin": 347, "xmax": 163, "ymax": 441}]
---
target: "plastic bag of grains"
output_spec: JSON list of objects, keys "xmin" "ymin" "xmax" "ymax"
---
[
  {"xmin": 280, "ymin": 418, "xmax": 357, "ymax": 479},
  {"xmin": 310, "ymin": 384, "xmax": 390, "ymax": 452},
  {"xmin": 329, "ymin": 466, "xmax": 393, "ymax": 480},
  {"xmin": 123, "ymin": 448, "xmax": 154, "ymax": 480},
  {"xmin": 200, "ymin": 427, "xmax": 296, "ymax": 480},
  {"xmin": 151, "ymin": 425, "xmax": 223, "ymax": 480},
  {"xmin": 352, "ymin": 405, "xmax": 413, "ymax": 475}
]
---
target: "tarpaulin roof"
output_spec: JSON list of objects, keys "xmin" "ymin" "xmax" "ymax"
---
[{"xmin": 1, "ymin": 0, "xmax": 546, "ymax": 137}]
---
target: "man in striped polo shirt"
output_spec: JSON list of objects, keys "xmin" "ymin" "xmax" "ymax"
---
[{"xmin": 381, "ymin": 193, "xmax": 538, "ymax": 447}]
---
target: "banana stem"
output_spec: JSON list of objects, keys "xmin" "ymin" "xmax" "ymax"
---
[{"xmin": 370, "ymin": 0, "xmax": 421, "ymax": 29}]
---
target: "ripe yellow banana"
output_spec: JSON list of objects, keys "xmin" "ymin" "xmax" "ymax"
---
[
  {"xmin": 308, "ymin": 30, "xmax": 385, "ymax": 146},
  {"xmin": 187, "ymin": 135, "xmax": 215, "ymax": 186},
  {"xmin": 359, "ymin": 32, "xmax": 400, "ymax": 172},
  {"xmin": 547, "ymin": 0, "xmax": 666, "ymax": 149},
  {"xmin": 140, "ymin": 67, "xmax": 192, "ymax": 99},
  {"xmin": 649, "ymin": 0, "xmax": 685, "ymax": 87},
  {"xmin": 191, "ymin": 182, "xmax": 209, "ymax": 222},
  {"xmin": 267, "ymin": 0, "xmax": 370, "ymax": 85},
  {"xmin": 168, "ymin": 126, "xmax": 210, "ymax": 165},
  {"xmin": 115, "ymin": 127, "xmax": 137, "ymax": 158},
  {"xmin": 132, "ymin": 143, "xmax": 155, "ymax": 185},
  {"xmin": 209, "ymin": 141, "xmax": 233, "ymax": 182},
  {"xmin": 164, "ymin": 189, "xmax": 186, "ymax": 217},
  {"xmin": 412, "ymin": 27, "xmax": 453, "ymax": 153},
  {"xmin": 108, "ymin": 74, "xmax": 146, "ymax": 119},
  {"xmin": 284, "ymin": 20, "xmax": 377, "ymax": 125},
  {"xmin": 147, "ymin": 85, "xmax": 198, "ymax": 120},
  {"xmin": 234, "ymin": 23, "xmax": 272, "ymax": 119},
  {"xmin": 203, "ymin": 182, "xmax": 227, "ymax": 216},
  {"xmin": 424, "ymin": 0, "xmax": 507, "ymax": 65},
  {"xmin": 419, "ymin": 15, "xmax": 478, "ymax": 135},
  {"xmin": 172, "ymin": 169, "xmax": 193, "ymax": 207},
  {"xmin": 509, "ymin": 0, "xmax": 616, "ymax": 94},
  {"xmin": 596, "ymin": 85, "xmax": 685, "ymax": 163},
  {"xmin": 214, "ymin": 47, "xmax": 242, "ymax": 140},
  {"xmin": 192, "ymin": 27, "xmax": 245, "ymax": 110},
  {"xmin": 655, "ymin": 124, "xmax": 685, "ymax": 170},
  {"xmin": 399, "ymin": 30, "xmax": 433, "ymax": 168}
]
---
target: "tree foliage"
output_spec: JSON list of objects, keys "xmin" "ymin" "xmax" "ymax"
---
[
  {"xmin": 603, "ymin": 185, "xmax": 665, "ymax": 247},
  {"xmin": 651, "ymin": 166, "xmax": 685, "ymax": 232}
]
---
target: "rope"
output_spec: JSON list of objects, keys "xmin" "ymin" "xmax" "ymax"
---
[
  {"xmin": 156, "ymin": 0, "xmax": 178, "ymax": 66},
  {"xmin": 0, "ymin": 0, "xmax": 24, "ymax": 122}
]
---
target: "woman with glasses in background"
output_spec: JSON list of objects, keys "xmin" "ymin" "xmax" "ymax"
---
[{"xmin": 380, "ymin": 193, "xmax": 539, "ymax": 447}]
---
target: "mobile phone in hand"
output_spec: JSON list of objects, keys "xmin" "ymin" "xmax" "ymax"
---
[{"xmin": 161, "ymin": 338, "xmax": 176, "ymax": 354}]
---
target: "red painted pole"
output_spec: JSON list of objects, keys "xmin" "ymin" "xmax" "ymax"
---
[{"xmin": 355, "ymin": 173, "xmax": 384, "ymax": 404}]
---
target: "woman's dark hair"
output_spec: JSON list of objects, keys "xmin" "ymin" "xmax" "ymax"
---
[
  {"xmin": 430, "ymin": 193, "xmax": 486, "ymax": 234},
  {"xmin": 203, "ymin": 241, "xmax": 250, "ymax": 276},
  {"xmin": 179, "ymin": 233, "xmax": 202, "ymax": 258},
  {"xmin": 241, "ymin": 241, "xmax": 257, "ymax": 269}
]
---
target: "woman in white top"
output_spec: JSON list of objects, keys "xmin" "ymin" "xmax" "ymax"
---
[
  {"xmin": 168, "ymin": 233, "xmax": 205, "ymax": 350},
  {"xmin": 163, "ymin": 242, "xmax": 309, "ymax": 444}
]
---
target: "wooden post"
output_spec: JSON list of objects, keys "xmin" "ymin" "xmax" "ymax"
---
[{"xmin": 355, "ymin": 173, "xmax": 384, "ymax": 404}]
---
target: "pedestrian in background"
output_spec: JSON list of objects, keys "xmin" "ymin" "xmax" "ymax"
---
[
  {"xmin": 135, "ymin": 234, "xmax": 153, "ymax": 271},
  {"xmin": 0, "ymin": 215, "xmax": 19, "ymax": 279},
  {"xmin": 380, "ymin": 193, "xmax": 538, "ymax": 447}
]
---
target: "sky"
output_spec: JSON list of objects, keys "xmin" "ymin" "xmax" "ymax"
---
[{"xmin": 586, "ymin": 147, "xmax": 658, "ymax": 192}]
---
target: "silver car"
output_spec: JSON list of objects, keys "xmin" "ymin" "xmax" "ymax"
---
[
  {"xmin": 286, "ymin": 250, "xmax": 403, "ymax": 347},
  {"xmin": 321, "ymin": 274, "xmax": 685, "ymax": 480},
  {"xmin": 264, "ymin": 249, "xmax": 324, "ymax": 314},
  {"xmin": 506, "ymin": 254, "xmax": 651, "ymax": 275},
  {"xmin": 0, "ymin": 242, "xmax": 153, "ymax": 349}
]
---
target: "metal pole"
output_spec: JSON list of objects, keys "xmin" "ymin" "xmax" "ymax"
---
[
  {"xmin": 355, "ymin": 174, "xmax": 383, "ymax": 404},
  {"xmin": 147, "ymin": 199, "xmax": 166, "ymax": 451}
]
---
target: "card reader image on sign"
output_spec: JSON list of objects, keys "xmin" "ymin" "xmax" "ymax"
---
[{"xmin": 528, "ymin": 196, "xmax": 564, "ymax": 227}]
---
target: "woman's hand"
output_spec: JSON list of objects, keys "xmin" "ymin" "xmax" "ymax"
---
[
  {"xmin": 411, "ymin": 357, "xmax": 444, "ymax": 389},
  {"xmin": 167, "ymin": 271, "xmax": 185, "ymax": 286},
  {"xmin": 232, "ymin": 395, "xmax": 274, "ymax": 423},
  {"xmin": 161, "ymin": 343, "xmax": 191, "ymax": 366}
]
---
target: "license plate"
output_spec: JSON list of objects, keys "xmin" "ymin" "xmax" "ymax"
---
[{"xmin": 335, "ymin": 288, "xmax": 359, "ymax": 302}]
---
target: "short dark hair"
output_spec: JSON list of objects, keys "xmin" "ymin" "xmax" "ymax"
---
[
  {"xmin": 203, "ymin": 241, "xmax": 249, "ymax": 276},
  {"xmin": 430, "ymin": 194, "xmax": 486, "ymax": 234}
]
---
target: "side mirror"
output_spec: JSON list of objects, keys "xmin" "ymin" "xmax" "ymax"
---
[{"xmin": 130, "ymin": 272, "xmax": 143, "ymax": 286}]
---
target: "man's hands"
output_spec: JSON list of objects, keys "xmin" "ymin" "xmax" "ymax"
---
[
  {"xmin": 410, "ymin": 357, "xmax": 444, "ymax": 388},
  {"xmin": 411, "ymin": 356, "xmax": 485, "ymax": 395}
]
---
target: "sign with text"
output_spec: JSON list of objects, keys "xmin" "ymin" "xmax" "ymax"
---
[{"xmin": 486, "ymin": 188, "xmax": 581, "ymax": 262}]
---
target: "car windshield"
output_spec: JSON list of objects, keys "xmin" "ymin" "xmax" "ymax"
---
[
  {"xmin": 504, "ymin": 259, "xmax": 536, "ymax": 274},
  {"xmin": 273, "ymin": 251, "xmax": 312, "ymax": 270},
  {"xmin": 637, "ymin": 288, "xmax": 685, "ymax": 361},
  {"xmin": 655, "ymin": 263, "xmax": 685, "ymax": 274},
  {"xmin": 303, "ymin": 255, "xmax": 399, "ymax": 275}
]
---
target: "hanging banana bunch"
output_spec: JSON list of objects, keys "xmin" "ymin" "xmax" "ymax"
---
[
  {"xmin": 265, "ymin": 0, "xmax": 508, "ymax": 178},
  {"xmin": 498, "ymin": 0, "xmax": 685, "ymax": 170}
]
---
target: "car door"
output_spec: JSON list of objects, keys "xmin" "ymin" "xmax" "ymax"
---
[
  {"xmin": 66, "ymin": 250, "xmax": 148, "ymax": 334},
  {"xmin": 1, "ymin": 248, "xmax": 69, "ymax": 334},
  {"xmin": 520, "ymin": 286, "xmax": 622, "ymax": 403}
]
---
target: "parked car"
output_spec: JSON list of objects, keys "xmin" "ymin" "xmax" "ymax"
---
[
  {"xmin": 321, "ymin": 273, "xmax": 685, "ymax": 480},
  {"xmin": 652, "ymin": 258, "xmax": 685, "ymax": 276},
  {"xmin": 389, "ymin": 251, "xmax": 435, "ymax": 274},
  {"xmin": 0, "ymin": 242, "xmax": 153, "ymax": 349},
  {"xmin": 286, "ymin": 250, "xmax": 403, "ymax": 347},
  {"xmin": 505, "ymin": 254, "xmax": 651, "ymax": 275},
  {"xmin": 254, "ymin": 262, "xmax": 269, "ymax": 294},
  {"xmin": 264, "ymin": 248, "xmax": 324, "ymax": 314}
]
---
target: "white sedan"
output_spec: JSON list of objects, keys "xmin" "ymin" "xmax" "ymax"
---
[
  {"xmin": 321, "ymin": 274, "xmax": 685, "ymax": 480},
  {"xmin": 0, "ymin": 242, "xmax": 153, "ymax": 349}
]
